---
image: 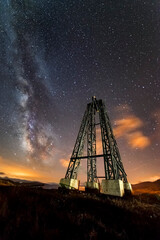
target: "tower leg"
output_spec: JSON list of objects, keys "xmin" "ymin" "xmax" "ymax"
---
[
  {"xmin": 86, "ymin": 101, "xmax": 99, "ymax": 192},
  {"xmin": 101, "ymin": 179, "xmax": 125, "ymax": 197},
  {"xmin": 59, "ymin": 178, "xmax": 79, "ymax": 190},
  {"xmin": 85, "ymin": 181, "xmax": 100, "ymax": 192},
  {"xmin": 124, "ymin": 182, "xmax": 132, "ymax": 194}
]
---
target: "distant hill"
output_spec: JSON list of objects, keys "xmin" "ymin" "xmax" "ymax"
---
[
  {"xmin": 0, "ymin": 178, "xmax": 15, "ymax": 186},
  {"xmin": 0, "ymin": 177, "xmax": 59, "ymax": 189},
  {"xmin": 42, "ymin": 183, "xmax": 59, "ymax": 189},
  {"xmin": 132, "ymin": 179, "xmax": 160, "ymax": 194}
]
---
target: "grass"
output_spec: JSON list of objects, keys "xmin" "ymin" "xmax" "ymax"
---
[{"xmin": 0, "ymin": 186, "xmax": 159, "ymax": 240}]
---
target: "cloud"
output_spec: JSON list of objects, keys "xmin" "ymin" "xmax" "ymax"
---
[
  {"xmin": 113, "ymin": 112, "xmax": 151, "ymax": 150},
  {"xmin": 60, "ymin": 158, "xmax": 70, "ymax": 168},
  {"xmin": 127, "ymin": 131, "xmax": 151, "ymax": 149},
  {"xmin": 0, "ymin": 172, "xmax": 5, "ymax": 175},
  {"xmin": 113, "ymin": 115, "xmax": 143, "ymax": 138}
]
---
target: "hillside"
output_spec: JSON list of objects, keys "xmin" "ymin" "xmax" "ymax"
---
[
  {"xmin": 0, "ymin": 186, "xmax": 160, "ymax": 240},
  {"xmin": 132, "ymin": 179, "xmax": 160, "ymax": 194},
  {"xmin": 0, "ymin": 178, "xmax": 15, "ymax": 186},
  {"xmin": 0, "ymin": 177, "xmax": 59, "ymax": 189}
]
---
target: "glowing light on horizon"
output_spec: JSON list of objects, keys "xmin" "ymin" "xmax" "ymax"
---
[{"xmin": 0, "ymin": 156, "xmax": 59, "ymax": 183}]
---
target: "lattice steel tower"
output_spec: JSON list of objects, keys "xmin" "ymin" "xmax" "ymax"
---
[{"xmin": 60, "ymin": 97, "xmax": 132, "ymax": 197}]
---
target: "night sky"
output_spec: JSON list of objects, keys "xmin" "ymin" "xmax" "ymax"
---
[{"xmin": 0, "ymin": 0, "xmax": 160, "ymax": 184}]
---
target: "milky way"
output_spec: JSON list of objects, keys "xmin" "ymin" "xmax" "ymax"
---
[{"xmin": 1, "ymin": 1, "xmax": 57, "ymax": 167}]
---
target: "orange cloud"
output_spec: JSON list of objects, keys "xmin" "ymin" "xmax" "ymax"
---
[
  {"xmin": 113, "ymin": 114, "xmax": 151, "ymax": 149},
  {"xmin": 113, "ymin": 116, "xmax": 143, "ymax": 137},
  {"xmin": 127, "ymin": 131, "xmax": 151, "ymax": 149},
  {"xmin": 60, "ymin": 158, "xmax": 69, "ymax": 168}
]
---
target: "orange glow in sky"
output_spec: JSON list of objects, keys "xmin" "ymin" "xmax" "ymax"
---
[
  {"xmin": 0, "ymin": 154, "xmax": 159, "ymax": 184},
  {"xmin": 0, "ymin": 156, "xmax": 59, "ymax": 183}
]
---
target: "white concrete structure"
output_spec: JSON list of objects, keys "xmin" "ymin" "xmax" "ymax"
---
[
  {"xmin": 101, "ymin": 179, "xmax": 125, "ymax": 197},
  {"xmin": 59, "ymin": 178, "xmax": 79, "ymax": 190},
  {"xmin": 124, "ymin": 182, "xmax": 132, "ymax": 193},
  {"xmin": 85, "ymin": 181, "xmax": 99, "ymax": 190}
]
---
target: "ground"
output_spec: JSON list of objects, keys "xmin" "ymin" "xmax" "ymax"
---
[{"xmin": 0, "ymin": 186, "xmax": 160, "ymax": 240}]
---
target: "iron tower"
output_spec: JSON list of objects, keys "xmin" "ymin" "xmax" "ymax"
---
[{"xmin": 60, "ymin": 97, "xmax": 132, "ymax": 196}]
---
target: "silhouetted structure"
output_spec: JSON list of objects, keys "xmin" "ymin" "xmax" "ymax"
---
[{"xmin": 60, "ymin": 97, "xmax": 132, "ymax": 196}]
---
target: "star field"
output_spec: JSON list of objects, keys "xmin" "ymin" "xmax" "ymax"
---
[{"xmin": 0, "ymin": 0, "xmax": 160, "ymax": 183}]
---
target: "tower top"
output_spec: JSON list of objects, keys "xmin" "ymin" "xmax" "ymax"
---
[{"xmin": 92, "ymin": 96, "xmax": 97, "ymax": 102}]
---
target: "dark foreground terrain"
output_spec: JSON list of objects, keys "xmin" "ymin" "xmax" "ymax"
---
[{"xmin": 0, "ymin": 186, "xmax": 160, "ymax": 240}]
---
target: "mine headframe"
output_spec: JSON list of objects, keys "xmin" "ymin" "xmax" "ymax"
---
[{"xmin": 64, "ymin": 96, "xmax": 128, "ymax": 184}]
